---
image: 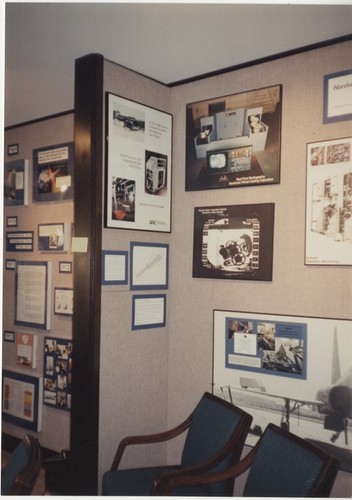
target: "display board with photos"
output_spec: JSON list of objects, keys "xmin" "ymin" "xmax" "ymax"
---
[{"xmin": 43, "ymin": 337, "xmax": 73, "ymax": 411}]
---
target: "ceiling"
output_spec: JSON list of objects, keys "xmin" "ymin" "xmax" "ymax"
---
[{"xmin": 3, "ymin": 2, "xmax": 352, "ymax": 127}]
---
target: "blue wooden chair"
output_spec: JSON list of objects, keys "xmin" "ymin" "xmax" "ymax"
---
[
  {"xmin": 102, "ymin": 391, "xmax": 252, "ymax": 496},
  {"xmin": 1, "ymin": 435, "xmax": 42, "ymax": 495},
  {"xmin": 160, "ymin": 423, "xmax": 340, "ymax": 497}
]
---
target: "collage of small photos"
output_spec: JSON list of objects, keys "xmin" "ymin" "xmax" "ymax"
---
[{"xmin": 44, "ymin": 337, "xmax": 73, "ymax": 411}]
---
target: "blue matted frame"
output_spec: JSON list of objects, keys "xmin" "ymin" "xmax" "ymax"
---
[
  {"xmin": 130, "ymin": 241, "xmax": 169, "ymax": 290},
  {"xmin": 2, "ymin": 369, "xmax": 42, "ymax": 431},
  {"xmin": 323, "ymin": 69, "xmax": 352, "ymax": 123},
  {"xmin": 102, "ymin": 250, "xmax": 128, "ymax": 285},
  {"xmin": 132, "ymin": 293, "xmax": 167, "ymax": 330}
]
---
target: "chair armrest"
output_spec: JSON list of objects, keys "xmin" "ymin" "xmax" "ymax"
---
[
  {"xmin": 158, "ymin": 443, "xmax": 257, "ymax": 496},
  {"xmin": 110, "ymin": 414, "xmax": 193, "ymax": 470}
]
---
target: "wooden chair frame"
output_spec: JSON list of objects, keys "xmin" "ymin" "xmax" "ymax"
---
[{"xmin": 108, "ymin": 392, "xmax": 253, "ymax": 496}]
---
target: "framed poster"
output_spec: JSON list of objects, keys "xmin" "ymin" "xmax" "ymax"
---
[
  {"xmin": 44, "ymin": 337, "xmax": 73, "ymax": 411},
  {"xmin": 323, "ymin": 69, "xmax": 352, "ymax": 123},
  {"xmin": 15, "ymin": 261, "xmax": 52, "ymax": 329},
  {"xmin": 105, "ymin": 92, "xmax": 172, "ymax": 232},
  {"xmin": 54, "ymin": 288, "xmax": 73, "ymax": 316},
  {"xmin": 306, "ymin": 137, "xmax": 352, "ymax": 266},
  {"xmin": 186, "ymin": 84, "xmax": 282, "ymax": 191},
  {"xmin": 193, "ymin": 203, "xmax": 274, "ymax": 281},
  {"xmin": 38, "ymin": 222, "xmax": 70, "ymax": 252},
  {"xmin": 130, "ymin": 242, "xmax": 169, "ymax": 290},
  {"xmin": 213, "ymin": 310, "xmax": 352, "ymax": 471},
  {"xmin": 33, "ymin": 142, "xmax": 74, "ymax": 202},
  {"xmin": 4, "ymin": 159, "xmax": 28, "ymax": 206},
  {"xmin": 2, "ymin": 370, "xmax": 42, "ymax": 431}
]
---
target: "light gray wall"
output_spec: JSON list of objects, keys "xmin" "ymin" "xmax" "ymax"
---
[
  {"xmin": 3, "ymin": 113, "xmax": 74, "ymax": 452},
  {"xmin": 167, "ymin": 40, "xmax": 352, "ymax": 496},
  {"xmin": 98, "ymin": 61, "xmax": 172, "ymax": 483},
  {"xmin": 97, "ymin": 40, "xmax": 351, "ymax": 496}
]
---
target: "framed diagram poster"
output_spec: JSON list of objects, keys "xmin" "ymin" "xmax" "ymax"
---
[
  {"xmin": 193, "ymin": 203, "xmax": 274, "ymax": 281},
  {"xmin": 2, "ymin": 370, "xmax": 42, "ymax": 431},
  {"xmin": 213, "ymin": 310, "xmax": 352, "ymax": 471},
  {"xmin": 105, "ymin": 92, "xmax": 172, "ymax": 232},
  {"xmin": 306, "ymin": 137, "xmax": 352, "ymax": 265},
  {"xmin": 186, "ymin": 85, "xmax": 282, "ymax": 191}
]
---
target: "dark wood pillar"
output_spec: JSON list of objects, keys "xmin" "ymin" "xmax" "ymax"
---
[{"xmin": 71, "ymin": 53, "xmax": 104, "ymax": 494}]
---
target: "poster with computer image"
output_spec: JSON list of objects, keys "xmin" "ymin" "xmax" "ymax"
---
[
  {"xmin": 213, "ymin": 310, "xmax": 352, "ymax": 471},
  {"xmin": 193, "ymin": 203, "xmax": 274, "ymax": 281},
  {"xmin": 306, "ymin": 137, "xmax": 352, "ymax": 265},
  {"xmin": 185, "ymin": 85, "xmax": 282, "ymax": 191},
  {"xmin": 105, "ymin": 92, "xmax": 172, "ymax": 232}
]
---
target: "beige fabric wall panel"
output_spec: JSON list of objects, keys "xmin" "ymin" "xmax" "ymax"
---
[
  {"xmin": 3, "ymin": 113, "xmax": 74, "ymax": 452},
  {"xmin": 167, "ymin": 40, "xmax": 352, "ymax": 476},
  {"xmin": 99, "ymin": 60, "xmax": 171, "ymax": 484}
]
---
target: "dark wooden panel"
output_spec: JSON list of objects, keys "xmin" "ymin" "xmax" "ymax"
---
[{"xmin": 71, "ymin": 53, "xmax": 104, "ymax": 495}]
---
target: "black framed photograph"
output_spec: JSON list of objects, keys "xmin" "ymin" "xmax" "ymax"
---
[
  {"xmin": 54, "ymin": 288, "xmax": 73, "ymax": 316},
  {"xmin": 323, "ymin": 69, "xmax": 352, "ymax": 123},
  {"xmin": 186, "ymin": 85, "xmax": 282, "ymax": 191},
  {"xmin": 33, "ymin": 142, "xmax": 74, "ymax": 202},
  {"xmin": 193, "ymin": 203, "xmax": 275, "ymax": 281},
  {"xmin": 105, "ymin": 92, "xmax": 172, "ymax": 232},
  {"xmin": 305, "ymin": 137, "xmax": 352, "ymax": 266}
]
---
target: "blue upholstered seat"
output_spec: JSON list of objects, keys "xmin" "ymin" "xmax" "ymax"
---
[
  {"xmin": 1, "ymin": 435, "xmax": 42, "ymax": 495},
  {"xmin": 160, "ymin": 423, "xmax": 340, "ymax": 497},
  {"xmin": 102, "ymin": 392, "xmax": 252, "ymax": 496}
]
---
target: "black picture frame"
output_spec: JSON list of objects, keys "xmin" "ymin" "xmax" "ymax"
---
[
  {"xmin": 33, "ymin": 142, "xmax": 74, "ymax": 202},
  {"xmin": 193, "ymin": 203, "xmax": 275, "ymax": 281},
  {"xmin": 186, "ymin": 84, "xmax": 282, "ymax": 191}
]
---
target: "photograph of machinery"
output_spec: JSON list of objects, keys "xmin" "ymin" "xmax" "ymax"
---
[
  {"xmin": 193, "ymin": 203, "xmax": 274, "ymax": 281},
  {"xmin": 186, "ymin": 85, "xmax": 282, "ymax": 190},
  {"xmin": 306, "ymin": 137, "xmax": 352, "ymax": 265}
]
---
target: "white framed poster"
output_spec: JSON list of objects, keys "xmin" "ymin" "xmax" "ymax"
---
[
  {"xmin": 105, "ymin": 92, "xmax": 172, "ymax": 232},
  {"xmin": 130, "ymin": 242, "xmax": 169, "ymax": 290},
  {"xmin": 213, "ymin": 310, "xmax": 352, "ymax": 471},
  {"xmin": 306, "ymin": 137, "xmax": 352, "ymax": 265}
]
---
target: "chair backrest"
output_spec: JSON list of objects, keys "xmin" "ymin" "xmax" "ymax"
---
[
  {"xmin": 180, "ymin": 392, "xmax": 252, "ymax": 495},
  {"xmin": 1, "ymin": 435, "xmax": 42, "ymax": 495},
  {"xmin": 243, "ymin": 423, "xmax": 340, "ymax": 497}
]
